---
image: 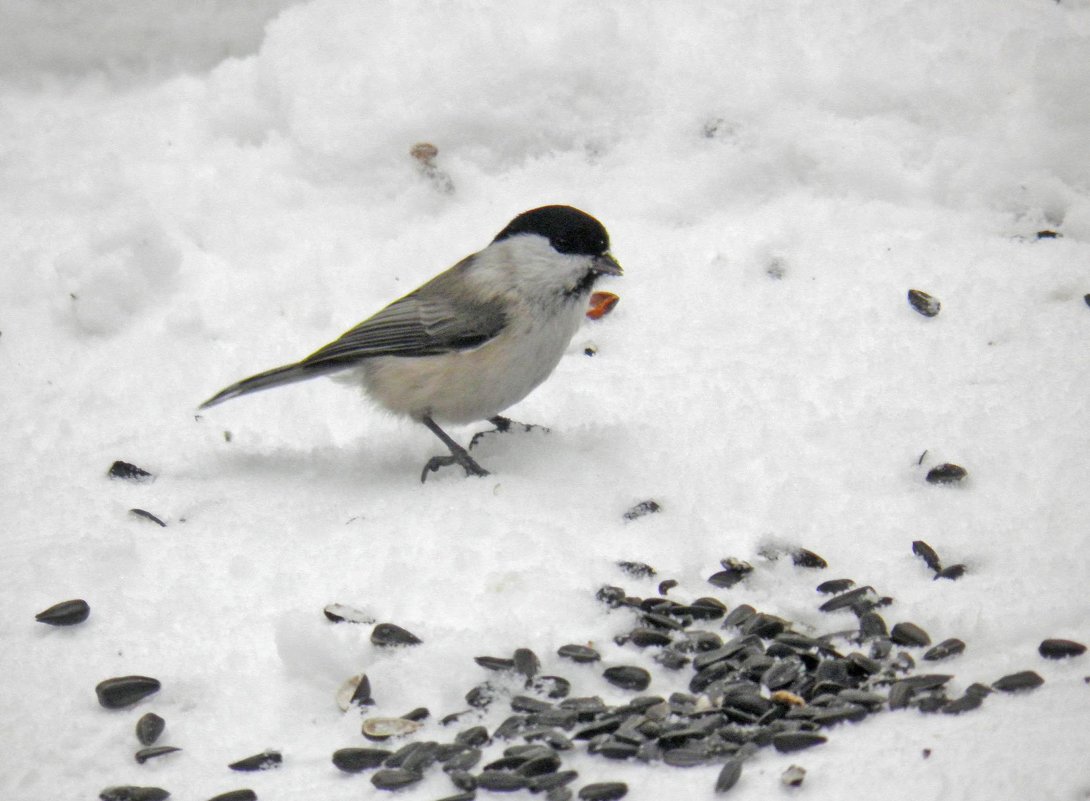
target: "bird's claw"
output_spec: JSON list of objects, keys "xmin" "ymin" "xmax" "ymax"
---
[
  {"xmin": 469, "ymin": 416, "xmax": 550, "ymax": 451},
  {"xmin": 420, "ymin": 453, "xmax": 490, "ymax": 483}
]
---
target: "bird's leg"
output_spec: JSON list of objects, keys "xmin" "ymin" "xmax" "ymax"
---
[
  {"xmin": 469, "ymin": 415, "xmax": 551, "ymax": 450},
  {"xmin": 420, "ymin": 415, "xmax": 490, "ymax": 482}
]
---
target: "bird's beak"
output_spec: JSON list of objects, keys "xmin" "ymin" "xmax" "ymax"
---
[{"xmin": 593, "ymin": 253, "xmax": 623, "ymax": 277}]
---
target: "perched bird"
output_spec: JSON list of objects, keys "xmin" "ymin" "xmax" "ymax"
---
[{"xmin": 200, "ymin": 205, "xmax": 622, "ymax": 481}]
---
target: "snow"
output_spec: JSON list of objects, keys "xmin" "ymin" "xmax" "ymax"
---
[{"xmin": 1, "ymin": 1, "xmax": 1088, "ymax": 799}]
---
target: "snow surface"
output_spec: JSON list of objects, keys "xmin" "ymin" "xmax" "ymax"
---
[{"xmin": 2, "ymin": 1, "xmax": 1089, "ymax": 799}]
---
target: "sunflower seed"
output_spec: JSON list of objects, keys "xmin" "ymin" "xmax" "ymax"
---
[
  {"xmin": 228, "ymin": 751, "xmax": 280, "ymax": 771},
  {"xmin": 714, "ymin": 758, "xmax": 744, "ymax": 792},
  {"xmin": 476, "ymin": 772, "xmax": 529, "ymax": 791},
  {"xmin": 907, "ymin": 289, "xmax": 941, "ymax": 317},
  {"xmin": 35, "ymin": 598, "xmax": 90, "ymax": 626},
  {"xmin": 206, "ymin": 792, "xmax": 256, "ymax": 801},
  {"xmin": 108, "ymin": 461, "xmax": 154, "ymax": 481},
  {"xmin": 514, "ymin": 648, "xmax": 541, "ymax": 679},
  {"xmin": 558, "ymin": 645, "xmax": 601, "ymax": 664},
  {"xmin": 602, "ymin": 666, "xmax": 650, "ymax": 692},
  {"xmin": 332, "ymin": 747, "xmax": 393, "ymax": 772},
  {"xmin": 923, "ymin": 638, "xmax": 965, "ymax": 661},
  {"xmin": 617, "ymin": 561, "xmax": 656, "ymax": 578},
  {"xmin": 578, "ymin": 782, "xmax": 628, "ymax": 800},
  {"xmin": 1039, "ymin": 639, "xmax": 1086, "ymax": 659},
  {"xmin": 370, "ymin": 768, "xmax": 422, "ymax": 790},
  {"xmin": 771, "ymin": 732, "xmax": 827, "ymax": 753},
  {"xmin": 926, "ymin": 464, "xmax": 967, "ymax": 485},
  {"xmin": 135, "ymin": 713, "xmax": 165, "ymax": 746},
  {"xmin": 792, "ymin": 549, "xmax": 827, "ymax": 569},
  {"xmin": 371, "ymin": 623, "xmax": 422, "ymax": 647},
  {"xmin": 935, "ymin": 564, "xmax": 966, "ymax": 581},
  {"xmin": 323, "ymin": 603, "xmax": 375, "ymax": 624},
  {"xmin": 99, "ymin": 788, "xmax": 170, "ymax": 801},
  {"xmin": 96, "ymin": 676, "xmax": 161, "ymax": 709},
  {"xmin": 622, "ymin": 500, "xmax": 661, "ymax": 520},
  {"xmin": 816, "ymin": 579, "xmax": 855, "ymax": 595},
  {"xmin": 992, "ymin": 671, "xmax": 1044, "ymax": 692}
]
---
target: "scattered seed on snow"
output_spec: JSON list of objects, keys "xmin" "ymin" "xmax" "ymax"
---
[{"xmin": 35, "ymin": 598, "xmax": 90, "ymax": 626}]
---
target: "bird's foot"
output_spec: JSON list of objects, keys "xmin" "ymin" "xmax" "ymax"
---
[
  {"xmin": 469, "ymin": 416, "xmax": 550, "ymax": 451},
  {"xmin": 420, "ymin": 450, "xmax": 490, "ymax": 483}
]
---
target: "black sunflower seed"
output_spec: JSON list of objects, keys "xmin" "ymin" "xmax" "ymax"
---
[
  {"xmin": 206, "ymin": 792, "xmax": 256, "ymax": 801},
  {"xmin": 911, "ymin": 540, "xmax": 942, "ymax": 572},
  {"xmin": 578, "ymin": 782, "xmax": 628, "ymax": 800},
  {"xmin": 623, "ymin": 500, "xmax": 661, "ymax": 520},
  {"xmin": 792, "ymin": 549, "xmax": 827, "ymax": 569},
  {"xmin": 558, "ymin": 644, "xmax": 601, "ymax": 664},
  {"xmin": 96, "ymin": 676, "xmax": 161, "ymax": 709},
  {"xmin": 658, "ymin": 579, "xmax": 678, "ymax": 595},
  {"xmin": 715, "ymin": 758, "xmax": 744, "ymax": 793},
  {"xmin": 514, "ymin": 648, "xmax": 541, "ymax": 679},
  {"xmin": 662, "ymin": 747, "xmax": 710, "ymax": 767},
  {"xmin": 332, "ymin": 747, "xmax": 393, "ymax": 772},
  {"xmin": 35, "ymin": 598, "xmax": 90, "ymax": 626},
  {"xmin": 707, "ymin": 559, "xmax": 753, "ymax": 589},
  {"xmin": 942, "ymin": 693, "xmax": 983, "ymax": 715},
  {"xmin": 530, "ymin": 771, "xmax": 579, "ymax": 792},
  {"xmin": 516, "ymin": 753, "xmax": 562, "ymax": 777},
  {"xmin": 399, "ymin": 741, "xmax": 441, "ymax": 773},
  {"xmin": 761, "ymin": 658, "xmax": 804, "ymax": 690},
  {"xmin": 858, "ymin": 611, "xmax": 888, "ymax": 638},
  {"xmin": 476, "ymin": 771, "xmax": 529, "ymax": 791},
  {"xmin": 629, "ymin": 628, "xmax": 672, "ymax": 647},
  {"xmin": 992, "ymin": 670, "xmax": 1044, "ymax": 692},
  {"xmin": 935, "ymin": 564, "xmax": 967, "ymax": 581},
  {"xmin": 721, "ymin": 604, "xmax": 756, "ymax": 628},
  {"xmin": 442, "ymin": 748, "xmax": 482, "ymax": 772},
  {"xmin": 819, "ymin": 586, "xmax": 876, "ymax": 613},
  {"xmin": 494, "ymin": 715, "xmax": 529, "ymax": 740},
  {"xmin": 108, "ymin": 461, "xmax": 154, "ymax": 481},
  {"xmin": 811, "ymin": 703, "xmax": 867, "ymax": 726},
  {"xmin": 134, "ymin": 747, "xmax": 180, "ymax": 764},
  {"xmin": 923, "ymin": 638, "xmax": 966, "ymax": 661},
  {"xmin": 435, "ymin": 793, "xmax": 476, "ymax": 801},
  {"xmin": 476, "ymin": 656, "xmax": 515, "ymax": 672},
  {"xmin": 1039, "ymin": 639, "xmax": 1086, "ymax": 659},
  {"xmin": 370, "ymin": 768, "xmax": 422, "ymax": 790},
  {"xmin": 926, "ymin": 463, "xmax": 967, "ymax": 485},
  {"xmin": 907, "ymin": 289, "xmax": 941, "ymax": 317},
  {"xmin": 741, "ymin": 613, "xmax": 787, "ymax": 639},
  {"xmin": 617, "ymin": 561, "xmax": 656, "ymax": 578},
  {"xmin": 371, "ymin": 623, "xmax": 422, "ymax": 647},
  {"xmin": 560, "ymin": 696, "xmax": 608, "ymax": 718},
  {"xmin": 771, "ymin": 732, "xmax": 827, "ymax": 753},
  {"xmin": 135, "ymin": 713, "xmax": 165, "ymax": 746},
  {"xmin": 512, "ymin": 695, "xmax": 552, "ymax": 714},
  {"xmin": 99, "ymin": 787, "xmax": 170, "ymax": 801},
  {"xmin": 455, "ymin": 725, "xmax": 490, "ymax": 747},
  {"xmin": 531, "ymin": 675, "xmax": 572, "ymax": 700},
  {"xmin": 448, "ymin": 770, "xmax": 477, "ymax": 791},
  {"xmin": 816, "ymin": 578, "xmax": 855, "ymax": 595},
  {"xmin": 228, "ymin": 751, "xmax": 281, "ymax": 771},
  {"xmin": 602, "ymin": 666, "xmax": 650, "ymax": 692},
  {"xmin": 890, "ymin": 622, "xmax": 931, "ymax": 647},
  {"xmin": 466, "ymin": 683, "xmax": 497, "ymax": 708},
  {"xmin": 590, "ymin": 739, "xmax": 639, "ymax": 760}
]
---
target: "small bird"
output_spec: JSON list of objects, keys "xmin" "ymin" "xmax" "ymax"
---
[{"xmin": 200, "ymin": 205, "xmax": 622, "ymax": 481}]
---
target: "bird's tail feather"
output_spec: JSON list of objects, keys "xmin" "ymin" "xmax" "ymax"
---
[{"xmin": 199, "ymin": 361, "xmax": 345, "ymax": 409}]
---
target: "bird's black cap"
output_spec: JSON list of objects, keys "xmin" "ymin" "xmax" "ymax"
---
[{"xmin": 493, "ymin": 205, "xmax": 610, "ymax": 257}]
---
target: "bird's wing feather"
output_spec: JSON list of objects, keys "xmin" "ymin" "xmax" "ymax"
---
[{"xmin": 299, "ymin": 280, "xmax": 507, "ymax": 367}]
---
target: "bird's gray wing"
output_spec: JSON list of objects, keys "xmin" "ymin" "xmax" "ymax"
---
[
  {"xmin": 199, "ymin": 257, "xmax": 507, "ymax": 409},
  {"xmin": 299, "ymin": 270, "xmax": 508, "ymax": 367}
]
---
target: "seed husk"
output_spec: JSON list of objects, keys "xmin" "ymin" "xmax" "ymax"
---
[
  {"xmin": 370, "ymin": 768, "xmax": 423, "ymax": 790},
  {"xmin": 578, "ymin": 782, "xmax": 628, "ymax": 800},
  {"xmin": 371, "ymin": 623, "xmax": 422, "ymax": 647},
  {"xmin": 992, "ymin": 670, "xmax": 1044, "ymax": 692},
  {"xmin": 1038, "ymin": 639, "xmax": 1086, "ymax": 659},
  {"xmin": 96, "ymin": 676, "xmax": 161, "ymax": 709},
  {"xmin": 228, "ymin": 751, "xmax": 281, "ymax": 771},
  {"xmin": 135, "ymin": 713, "xmax": 165, "ymax": 746},
  {"xmin": 99, "ymin": 788, "xmax": 170, "ymax": 801},
  {"xmin": 332, "ymin": 747, "xmax": 394, "ymax": 772},
  {"xmin": 134, "ymin": 746, "xmax": 180, "ymax": 764},
  {"xmin": 362, "ymin": 717, "xmax": 422, "ymax": 741},
  {"xmin": 336, "ymin": 673, "xmax": 374, "ymax": 711},
  {"xmin": 35, "ymin": 598, "xmax": 90, "ymax": 626},
  {"xmin": 323, "ymin": 603, "xmax": 375, "ymax": 624},
  {"xmin": 781, "ymin": 764, "xmax": 806, "ymax": 787}
]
